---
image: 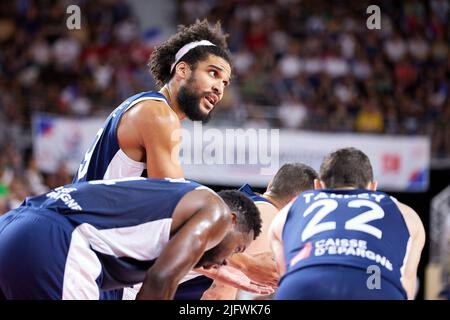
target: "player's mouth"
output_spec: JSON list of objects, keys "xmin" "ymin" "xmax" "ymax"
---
[{"xmin": 204, "ymin": 94, "xmax": 218, "ymax": 110}]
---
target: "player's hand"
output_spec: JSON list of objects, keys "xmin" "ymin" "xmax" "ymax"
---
[
  {"xmin": 194, "ymin": 266, "xmax": 274, "ymax": 295},
  {"xmin": 228, "ymin": 252, "xmax": 279, "ymax": 288},
  {"xmin": 200, "ymin": 281, "xmax": 238, "ymax": 300},
  {"xmin": 248, "ymin": 252, "xmax": 279, "ymax": 287}
]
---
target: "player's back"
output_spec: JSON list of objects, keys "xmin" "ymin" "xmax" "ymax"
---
[
  {"xmin": 237, "ymin": 183, "xmax": 277, "ymax": 255},
  {"xmin": 23, "ymin": 177, "xmax": 196, "ymax": 228},
  {"xmin": 16, "ymin": 177, "xmax": 201, "ymax": 290},
  {"xmin": 281, "ymin": 188, "xmax": 410, "ymax": 298},
  {"xmin": 235, "ymin": 183, "xmax": 278, "ymax": 300}
]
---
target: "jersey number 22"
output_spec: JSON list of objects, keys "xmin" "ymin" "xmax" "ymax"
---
[{"xmin": 301, "ymin": 199, "xmax": 384, "ymax": 241}]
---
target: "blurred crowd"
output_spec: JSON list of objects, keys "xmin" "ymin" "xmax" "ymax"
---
[
  {"xmin": 178, "ymin": 0, "xmax": 450, "ymax": 158},
  {"xmin": 0, "ymin": 0, "xmax": 153, "ymax": 213},
  {"xmin": 1, "ymin": 0, "xmax": 450, "ymax": 214}
]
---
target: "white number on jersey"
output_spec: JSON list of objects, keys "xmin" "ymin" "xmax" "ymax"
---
[
  {"xmin": 301, "ymin": 199, "xmax": 337, "ymax": 241},
  {"xmin": 301, "ymin": 199, "xmax": 385, "ymax": 241},
  {"xmin": 345, "ymin": 200, "xmax": 384, "ymax": 239},
  {"xmin": 76, "ymin": 127, "xmax": 104, "ymax": 180}
]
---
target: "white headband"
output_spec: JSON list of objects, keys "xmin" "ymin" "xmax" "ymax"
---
[{"xmin": 170, "ymin": 40, "xmax": 216, "ymax": 73}]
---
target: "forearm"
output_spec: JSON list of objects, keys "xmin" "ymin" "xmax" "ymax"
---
[
  {"xmin": 137, "ymin": 272, "xmax": 177, "ymax": 300},
  {"xmin": 228, "ymin": 252, "xmax": 279, "ymax": 287},
  {"xmin": 271, "ymin": 241, "xmax": 286, "ymax": 275},
  {"xmin": 402, "ymin": 277, "xmax": 417, "ymax": 300},
  {"xmin": 227, "ymin": 253, "xmax": 251, "ymax": 273}
]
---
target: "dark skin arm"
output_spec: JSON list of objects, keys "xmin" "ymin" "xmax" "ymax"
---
[
  {"xmin": 136, "ymin": 190, "xmax": 231, "ymax": 300},
  {"xmin": 117, "ymin": 100, "xmax": 184, "ymax": 179}
]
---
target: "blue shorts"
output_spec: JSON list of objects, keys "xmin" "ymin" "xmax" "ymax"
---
[
  {"xmin": 174, "ymin": 276, "xmax": 214, "ymax": 300},
  {"xmin": 275, "ymin": 265, "xmax": 406, "ymax": 300},
  {"xmin": 0, "ymin": 207, "xmax": 112, "ymax": 300}
]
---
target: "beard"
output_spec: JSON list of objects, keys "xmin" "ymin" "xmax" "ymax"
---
[
  {"xmin": 176, "ymin": 76, "xmax": 212, "ymax": 124},
  {"xmin": 194, "ymin": 246, "xmax": 220, "ymax": 269}
]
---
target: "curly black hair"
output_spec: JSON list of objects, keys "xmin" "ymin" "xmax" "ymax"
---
[
  {"xmin": 217, "ymin": 190, "xmax": 262, "ymax": 240},
  {"xmin": 148, "ymin": 19, "xmax": 231, "ymax": 88}
]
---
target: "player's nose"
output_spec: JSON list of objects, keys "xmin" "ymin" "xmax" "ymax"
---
[{"xmin": 212, "ymin": 83, "xmax": 224, "ymax": 98}]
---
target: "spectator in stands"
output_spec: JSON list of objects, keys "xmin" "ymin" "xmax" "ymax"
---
[
  {"xmin": 354, "ymin": 99, "xmax": 385, "ymax": 133},
  {"xmin": 0, "ymin": 0, "xmax": 449, "ymax": 205}
]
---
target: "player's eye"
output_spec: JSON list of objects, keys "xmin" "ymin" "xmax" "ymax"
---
[{"xmin": 209, "ymin": 70, "xmax": 217, "ymax": 77}]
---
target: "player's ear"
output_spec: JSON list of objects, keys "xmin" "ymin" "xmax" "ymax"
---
[
  {"xmin": 230, "ymin": 212, "xmax": 237, "ymax": 226},
  {"xmin": 314, "ymin": 179, "xmax": 325, "ymax": 190},
  {"xmin": 266, "ymin": 178, "xmax": 273, "ymax": 191},
  {"xmin": 175, "ymin": 61, "xmax": 191, "ymax": 80},
  {"xmin": 367, "ymin": 181, "xmax": 377, "ymax": 191}
]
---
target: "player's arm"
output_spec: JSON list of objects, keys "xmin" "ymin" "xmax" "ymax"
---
[
  {"xmin": 200, "ymin": 203, "xmax": 279, "ymax": 298},
  {"xmin": 397, "ymin": 202, "xmax": 426, "ymax": 300},
  {"xmin": 268, "ymin": 202, "xmax": 293, "ymax": 276},
  {"xmin": 198, "ymin": 253, "xmax": 277, "ymax": 300},
  {"xmin": 136, "ymin": 192, "xmax": 229, "ymax": 300},
  {"xmin": 134, "ymin": 101, "xmax": 184, "ymax": 179},
  {"xmin": 195, "ymin": 265, "xmax": 274, "ymax": 295},
  {"xmin": 226, "ymin": 252, "xmax": 279, "ymax": 288}
]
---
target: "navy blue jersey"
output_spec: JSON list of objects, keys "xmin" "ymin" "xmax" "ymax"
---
[
  {"xmin": 238, "ymin": 184, "xmax": 272, "ymax": 205},
  {"xmin": 14, "ymin": 177, "xmax": 202, "ymax": 291},
  {"xmin": 70, "ymin": 91, "xmax": 211, "ymax": 299},
  {"xmin": 281, "ymin": 189, "xmax": 410, "ymax": 297},
  {"xmin": 24, "ymin": 177, "xmax": 197, "ymax": 230},
  {"xmin": 73, "ymin": 91, "xmax": 169, "ymax": 183}
]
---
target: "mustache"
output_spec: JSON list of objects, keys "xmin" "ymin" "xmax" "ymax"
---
[{"xmin": 176, "ymin": 84, "xmax": 213, "ymax": 123}]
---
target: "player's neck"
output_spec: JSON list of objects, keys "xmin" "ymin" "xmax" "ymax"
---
[
  {"xmin": 330, "ymin": 186, "xmax": 357, "ymax": 190},
  {"xmin": 262, "ymin": 193, "xmax": 284, "ymax": 210},
  {"xmin": 160, "ymin": 84, "xmax": 186, "ymax": 120}
]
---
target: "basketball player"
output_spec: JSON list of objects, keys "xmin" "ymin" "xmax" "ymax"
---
[
  {"xmin": 270, "ymin": 148, "xmax": 426, "ymax": 299},
  {"xmin": 73, "ymin": 19, "xmax": 231, "ymax": 184},
  {"xmin": 203, "ymin": 163, "xmax": 318, "ymax": 300},
  {"xmin": 0, "ymin": 177, "xmax": 263, "ymax": 300},
  {"xmin": 73, "ymin": 19, "xmax": 231, "ymax": 300}
]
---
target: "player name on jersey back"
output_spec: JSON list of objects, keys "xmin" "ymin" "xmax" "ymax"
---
[{"xmin": 302, "ymin": 191, "xmax": 392, "ymax": 204}]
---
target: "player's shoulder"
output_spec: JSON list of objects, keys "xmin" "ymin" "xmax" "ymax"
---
[
  {"xmin": 128, "ymin": 97, "xmax": 179, "ymax": 127},
  {"xmin": 395, "ymin": 201, "xmax": 418, "ymax": 220},
  {"xmin": 187, "ymin": 186, "xmax": 225, "ymax": 208},
  {"xmin": 176, "ymin": 186, "xmax": 229, "ymax": 227},
  {"xmin": 256, "ymin": 201, "xmax": 278, "ymax": 215},
  {"xmin": 395, "ymin": 201, "xmax": 425, "ymax": 239}
]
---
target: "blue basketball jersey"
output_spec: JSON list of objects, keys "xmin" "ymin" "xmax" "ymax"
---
[
  {"xmin": 238, "ymin": 184, "xmax": 273, "ymax": 205},
  {"xmin": 70, "ymin": 91, "xmax": 211, "ymax": 299},
  {"xmin": 73, "ymin": 91, "xmax": 169, "ymax": 183},
  {"xmin": 281, "ymin": 189, "xmax": 410, "ymax": 297},
  {"xmin": 19, "ymin": 177, "xmax": 202, "ymax": 290}
]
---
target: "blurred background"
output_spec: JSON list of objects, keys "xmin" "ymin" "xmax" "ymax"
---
[{"xmin": 0, "ymin": 0, "xmax": 449, "ymax": 300}]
